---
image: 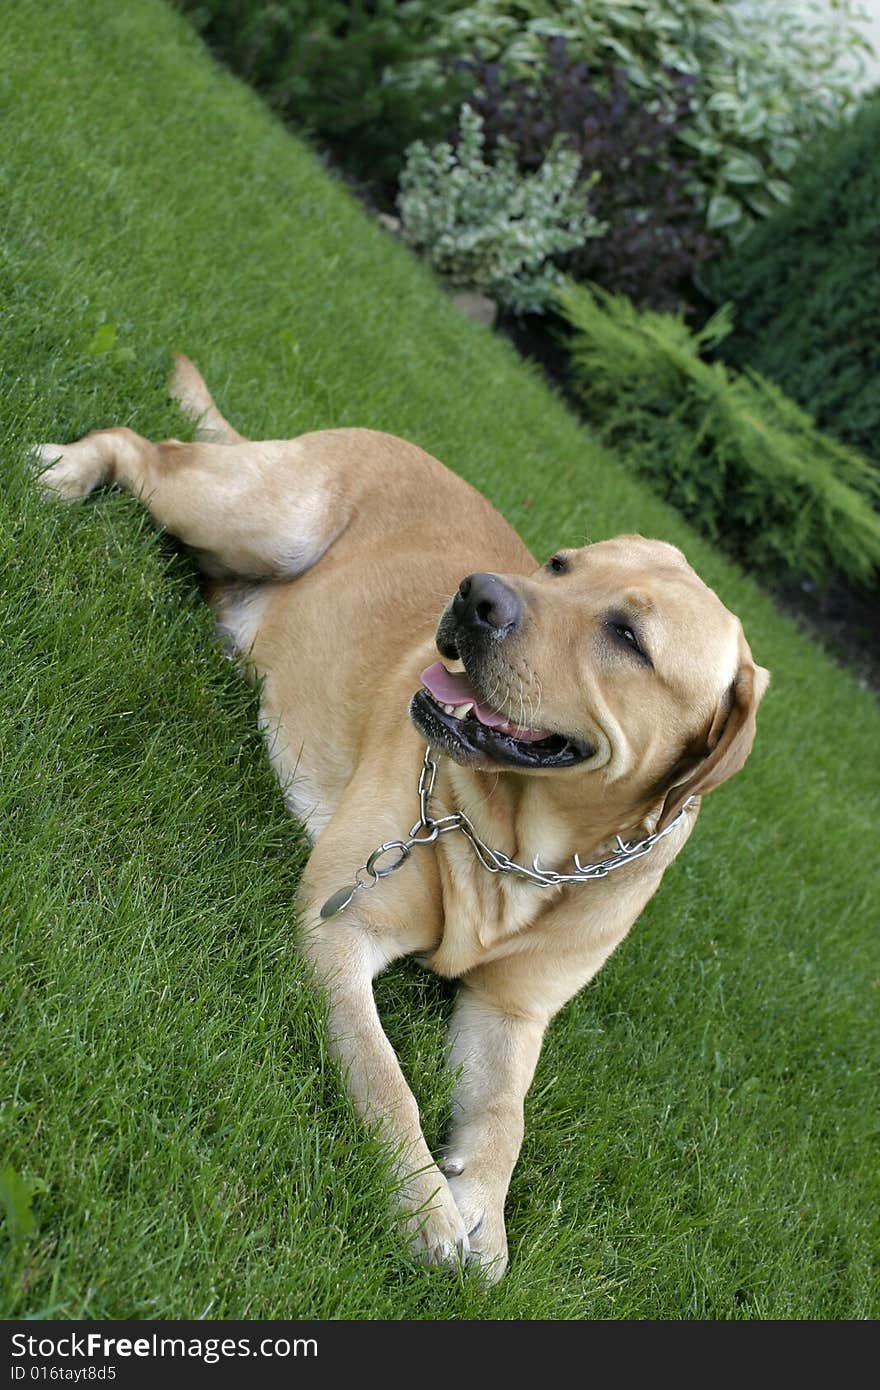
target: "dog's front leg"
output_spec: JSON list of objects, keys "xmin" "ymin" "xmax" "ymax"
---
[
  {"xmin": 440, "ymin": 983, "xmax": 548, "ymax": 1283},
  {"xmin": 299, "ymin": 912, "xmax": 469, "ymax": 1268}
]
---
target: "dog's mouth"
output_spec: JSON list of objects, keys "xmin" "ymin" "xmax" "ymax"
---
[{"xmin": 409, "ymin": 661, "xmax": 592, "ymax": 771}]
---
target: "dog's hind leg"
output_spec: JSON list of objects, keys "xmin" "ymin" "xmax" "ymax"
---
[{"xmin": 37, "ymin": 373, "xmax": 350, "ymax": 581}]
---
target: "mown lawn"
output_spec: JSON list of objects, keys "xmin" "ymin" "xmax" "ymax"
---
[{"xmin": 0, "ymin": 0, "xmax": 877, "ymax": 1320}]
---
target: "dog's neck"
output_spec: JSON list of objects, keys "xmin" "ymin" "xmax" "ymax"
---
[
  {"xmin": 440, "ymin": 760, "xmax": 658, "ymax": 868},
  {"xmin": 423, "ymin": 760, "xmax": 672, "ymax": 978}
]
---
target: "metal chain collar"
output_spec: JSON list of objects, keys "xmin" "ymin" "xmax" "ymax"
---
[{"xmin": 319, "ymin": 748, "xmax": 692, "ymax": 920}]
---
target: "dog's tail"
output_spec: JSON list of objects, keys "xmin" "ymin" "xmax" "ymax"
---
[{"xmin": 169, "ymin": 354, "xmax": 246, "ymax": 444}]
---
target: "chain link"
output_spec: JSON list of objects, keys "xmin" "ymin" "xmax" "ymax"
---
[
  {"xmin": 320, "ymin": 747, "xmax": 692, "ymax": 919},
  {"xmin": 414, "ymin": 747, "xmax": 691, "ymax": 887}
]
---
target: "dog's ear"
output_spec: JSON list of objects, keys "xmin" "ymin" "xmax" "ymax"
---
[{"xmin": 656, "ymin": 650, "xmax": 770, "ymax": 832}]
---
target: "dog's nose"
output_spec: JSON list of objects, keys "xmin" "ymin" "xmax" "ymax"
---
[{"xmin": 453, "ymin": 573, "xmax": 522, "ymax": 634}]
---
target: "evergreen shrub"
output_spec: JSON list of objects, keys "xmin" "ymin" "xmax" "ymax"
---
[{"xmin": 558, "ymin": 282, "xmax": 880, "ymax": 590}]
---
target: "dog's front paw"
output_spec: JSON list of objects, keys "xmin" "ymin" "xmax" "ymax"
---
[
  {"xmin": 34, "ymin": 440, "xmax": 105, "ymax": 501},
  {"xmin": 399, "ymin": 1168, "xmax": 470, "ymax": 1271},
  {"xmin": 445, "ymin": 1171, "xmax": 509, "ymax": 1284}
]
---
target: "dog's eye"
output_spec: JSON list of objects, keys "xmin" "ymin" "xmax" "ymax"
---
[
  {"xmin": 546, "ymin": 554, "xmax": 568, "ymax": 575},
  {"xmin": 608, "ymin": 619, "xmax": 653, "ymax": 666}
]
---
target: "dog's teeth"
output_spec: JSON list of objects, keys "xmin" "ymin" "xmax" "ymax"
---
[
  {"xmin": 442, "ymin": 703, "xmax": 455, "ymax": 714},
  {"xmin": 452, "ymin": 703, "xmax": 473, "ymax": 719}
]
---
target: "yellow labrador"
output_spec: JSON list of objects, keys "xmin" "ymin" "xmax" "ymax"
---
[{"xmin": 37, "ymin": 357, "xmax": 769, "ymax": 1281}]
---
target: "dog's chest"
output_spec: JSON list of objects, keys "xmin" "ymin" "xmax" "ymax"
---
[{"xmin": 427, "ymin": 838, "xmax": 562, "ymax": 977}]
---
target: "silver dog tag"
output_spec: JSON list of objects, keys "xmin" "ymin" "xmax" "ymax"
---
[{"xmin": 319, "ymin": 885, "xmax": 358, "ymax": 920}]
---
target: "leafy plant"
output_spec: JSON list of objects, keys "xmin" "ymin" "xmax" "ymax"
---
[
  {"xmin": 464, "ymin": 39, "xmax": 719, "ymax": 312},
  {"xmin": 437, "ymin": 0, "xmax": 874, "ymax": 241},
  {"xmin": 557, "ymin": 281, "xmax": 880, "ymax": 590},
  {"xmin": 398, "ymin": 104, "xmax": 604, "ymax": 314},
  {"xmin": 704, "ymin": 94, "xmax": 880, "ymax": 472}
]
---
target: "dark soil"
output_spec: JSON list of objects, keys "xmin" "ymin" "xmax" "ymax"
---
[{"xmin": 774, "ymin": 577, "xmax": 879, "ymax": 694}]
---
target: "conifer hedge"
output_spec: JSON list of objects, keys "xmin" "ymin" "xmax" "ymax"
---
[
  {"xmin": 557, "ymin": 283, "xmax": 880, "ymax": 591},
  {"xmin": 704, "ymin": 96, "xmax": 880, "ymax": 471}
]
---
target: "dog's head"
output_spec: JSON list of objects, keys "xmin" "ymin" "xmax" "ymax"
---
[{"xmin": 410, "ymin": 536, "xmax": 769, "ymax": 829}]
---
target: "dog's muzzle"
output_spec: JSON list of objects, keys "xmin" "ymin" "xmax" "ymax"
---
[{"xmin": 411, "ymin": 576, "xmax": 592, "ymax": 771}]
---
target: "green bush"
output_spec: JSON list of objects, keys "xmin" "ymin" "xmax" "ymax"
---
[
  {"xmin": 176, "ymin": 2, "xmax": 873, "ymax": 226},
  {"xmin": 437, "ymin": 0, "xmax": 873, "ymax": 241},
  {"xmin": 398, "ymin": 104, "xmax": 603, "ymax": 314},
  {"xmin": 704, "ymin": 95, "xmax": 880, "ymax": 471},
  {"xmin": 557, "ymin": 282, "xmax": 880, "ymax": 590},
  {"xmin": 174, "ymin": 0, "xmax": 464, "ymax": 187},
  {"xmin": 460, "ymin": 40, "xmax": 720, "ymax": 313}
]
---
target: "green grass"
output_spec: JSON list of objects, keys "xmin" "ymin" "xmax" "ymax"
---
[{"xmin": 1, "ymin": 0, "xmax": 877, "ymax": 1320}]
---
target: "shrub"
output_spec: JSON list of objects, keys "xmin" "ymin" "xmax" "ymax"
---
[
  {"xmin": 175, "ymin": 0, "xmax": 464, "ymax": 187},
  {"xmin": 463, "ymin": 39, "xmax": 719, "ymax": 312},
  {"xmin": 398, "ymin": 104, "xmax": 603, "ymax": 315},
  {"xmin": 557, "ymin": 282, "xmax": 880, "ymax": 590},
  {"xmin": 704, "ymin": 95, "xmax": 880, "ymax": 472},
  {"xmin": 437, "ymin": 0, "xmax": 873, "ymax": 241}
]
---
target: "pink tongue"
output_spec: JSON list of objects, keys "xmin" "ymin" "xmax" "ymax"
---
[{"xmin": 420, "ymin": 662, "xmax": 551, "ymax": 742}]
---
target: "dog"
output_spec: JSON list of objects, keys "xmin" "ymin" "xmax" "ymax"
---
[{"xmin": 37, "ymin": 356, "xmax": 769, "ymax": 1281}]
